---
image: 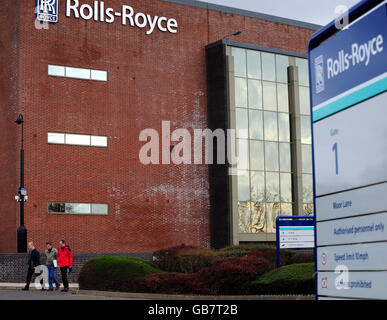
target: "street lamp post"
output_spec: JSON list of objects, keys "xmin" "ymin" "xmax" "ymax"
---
[
  {"xmin": 222, "ymin": 31, "xmax": 242, "ymax": 40},
  {"xmin": 15, "ymin": 114, "xmax": 27, "ymax": 253}
]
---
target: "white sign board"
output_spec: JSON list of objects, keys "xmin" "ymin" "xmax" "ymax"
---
[{"xmin": 309, "ymin": 0, "xmax": 387, "ymax": 300}]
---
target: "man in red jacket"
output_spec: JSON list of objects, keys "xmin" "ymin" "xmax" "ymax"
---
[{"xmin": 57, "ymin": 240, "xmax": 73, "ymax": 292}]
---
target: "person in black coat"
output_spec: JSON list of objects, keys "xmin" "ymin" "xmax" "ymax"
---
[{"xmin": 22, "ymin": 242, "xmax": 45, "ymax": 291}]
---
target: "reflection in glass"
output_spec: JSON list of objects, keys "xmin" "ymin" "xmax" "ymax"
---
[
  {"xmin": 66, "ymin": 134, "xmax": 90, "ymax": 146},
  {"xmin": 248, "ymin": 80, "xmax": 262, "ymax": 109},
  {"xmin": 237, "ymin": 170, "xmax": 250, "ymax": 201},
  {"xmin": 279, "ymin": 143, "xmax": 291, "ymax": 172},
  {"xmin": 238, "ymin": 201, "xmax": 251, "ymax": 233},
  {"xmin": 236, "ymin": 108, "xmax": 248, "ymax": 139},
  {"xmin": 235, "ymin": 78, "xmax": 248, "ymax": 108},
  {"xmin": 48, "ymin": 202, "xmax": 65, "ymax": 213},
  {"xmin": 237, "ymin": 139, "xmax": 249, "ymax": 170},
  {"xmin": 265, "ymin": 142, "xmax": 279, "ymax": 172},
  {"xmin": 303, "ymin": 203, "xmax": 314, "ymax": 216},
  {"xmin": 264, "ymin": 112, "xmax": 278, "ymax": 141},
  {"xmin": 276, "ymin": 55, "xmax": 289, "ymax": 83},
  {"xmin": 303, "ymin": 174, "xmax": 314, "ymax": 204},
  {"xmin": 91, "ymin": 204, "xmax": 109, "ymax": 215},
  {"xmin": 302, "ymin": 144, "xmax": 313, "ymax": 174},
  {"xmin": 251, "ymin": 171, "xmax": 265, "ymax": 202},
  {"xmin": 249, "ymin": 110, "xmax": 263, "ymax": 140},
  {"xmin": 265, "ymin": 172, "xmax": 280, "ymax": 202},
  {"xmin": 277, "ymin": 83, "xmax": 289, "ymax": 112},
  {"xmin": 232, "ymin": 47, "xmax": 246, "ymax": 77},
  {"xmin": 48, "ymin": 133, "xmax": 65, "ymax": 144},
  {"xmin": 250, "ymin": 141, "xmax": 265, "ymax": 171},
  {"xmin": 247, "ymin": 50, "xmax": 261, "ymax": 79},
  {"xmin": 299, "ymin": 86, "xmax": 311, "ymax": 115},
  {"xmin": 296, "ymin": 58, "xmax": 309, "ymax": 87},
  {"xmin": 280, "ymin": 173, "xmax": 292, "ymax": 202},
  {"xmin": 281, "ymin": 203, "xmax": 293, "ymax": 216},
  {"xmin": 278, "ymin": 113, "xmax": 290, "ymax": 142},
  {"xmin": 66, "ymin": 203, "xmax": 91, "ymax": 214},
  {"xmin": 48, "ymin": 65, "xmax": 65, "ymax": 77},
  {"xmin": 251, "ymin": 201, "xmax": 266, "ymax": 233},
  {"xmin": 266, "ymin": 202, "xmax": 281, "ymax": 233},
  {"xmin": 301, "ymin": 115, "xmax": 312, "ymax": 144},
  {"xmin": 262, "ymin": 81, "xmax": 277, "ymax": 111},
  {"xmin": 66, "ymin": 67, "xmax": 91, "ymax": 80},
  {"xmin": 262, "ymin": 52, "xmax": 276, "ymax": 81}
]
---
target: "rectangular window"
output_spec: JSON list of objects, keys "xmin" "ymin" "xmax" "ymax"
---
[
  {"xmin": 262, "ymin": 82, "xmax": 277, "ymax": 111},
  {"xmin": 231, "ymin": 47, "xmax": 247, "ymax": 77},
  {"xmin": 247, "ymin": 51, "xmax": 261, "ymax": 79},
  {"xmin": 91, "ymin": 136, "xmax": 108, "ymax": 147},
  {"xmin": 48, "ymin": 133, "xmax": 65, "ymax": 144},
  {"xmin": 48, "ymin": 202, "xmax": 108, "ymax": 215},
  {"xmin": 48, "ymin": 133, "xmax": 108, "ymax": 148},
  {"xmin": 48, "ymin": 65, "xmax": 108, "ymax": 82},
  {"xmin": 235, "ymin": 78, "xmax": 248, "ymax": 108},
  {"xmin": 48, "ymin": 65, "xmax": 65, "ymax": 77},
  {"xmin": 91, "ymin": 69, "xmax": 108, "ymax": 81},
  {"xmin": 66, "ymin": 134, "xmax": 90, "ymax": 146},
  {"xmin": 261, "ymin": 52, "xmax": 276, "ymax": 82},
  {"xmin": 66, "ymin": 67, "xmax": 91, "ymax": 80}
]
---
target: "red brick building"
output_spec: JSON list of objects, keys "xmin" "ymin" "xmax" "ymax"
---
[{"xmin": 0, "ymin": 0, "xmax": 318, "ymax": 253}]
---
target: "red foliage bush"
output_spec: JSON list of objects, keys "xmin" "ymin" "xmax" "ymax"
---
[
  {"xmin": 144, "ymin": 272, "xmax": 212, "ymax": 295},
  {"xmin": 153, "ymin": 244, "xmax": 197, "ymax": 272},
  {"xmin": 247, "ymin": 249, "xmax": 294, "ymax": 269},
  {"xmin": 293, "ymin": 252, "xmax": 315, "ymax": 264},
  {"xmin": 144, "ymin": 273, "xmax": 191, "ymax": 294},
  {"xmin": 176, "ymin": 248, "xmax": 220, "ymax": 274},
  {"xmin": 197, "ymin": 255, "xmax": 270, "ymax": 295}
]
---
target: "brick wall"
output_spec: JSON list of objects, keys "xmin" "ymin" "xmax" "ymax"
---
[
  {"xmin": 0, "ymin": 0, "xmax": 315, "ymax": 253},
  {"xmin": 0, "ymin": 252, "xmax": 152, "ymax": 283}
]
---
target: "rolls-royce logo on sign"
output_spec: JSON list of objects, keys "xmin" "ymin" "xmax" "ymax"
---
[
  {"xmin": 315, "ymin": 55, "xmax": 325, "ymax": 94},
  {"xmin": 36, "ymin": 0, "xmax": 59, "ymax": 23}
]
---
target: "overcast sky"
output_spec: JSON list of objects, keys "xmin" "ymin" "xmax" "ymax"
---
[{"xmin": 199, "ymin": 0, "xmax": 361, "ymax": 25}]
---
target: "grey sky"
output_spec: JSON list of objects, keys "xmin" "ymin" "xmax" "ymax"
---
[{"xmin": 198, "ymin": 0, "xmax": 361, "ymax": 25}]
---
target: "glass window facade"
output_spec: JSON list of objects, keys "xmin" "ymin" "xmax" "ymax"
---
[
  {"xmin": 231, "ymin": 47, "xmax": 314, "ymax": 235},
  {"xmin": 297, "ymin": 57, "xmax": 314, "ymax": 216}
]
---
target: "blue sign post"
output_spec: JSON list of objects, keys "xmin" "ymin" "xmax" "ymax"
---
[
  {"xmin": 309, "ymin": 0, "xmax": 387, "ymax": 300},
  {"xmin": 276, "ymin": 216, "xmax": 315, "ymax": 268}
]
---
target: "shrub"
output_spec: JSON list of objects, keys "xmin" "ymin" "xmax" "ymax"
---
[
  {"xmin": 293, "ymin": 252, "xmax": 315, "ymax": 264},
  {"xmin": 153, "ymin": 244, "xmax": 197, "ymax": 272},
  {"xmin": 176, "ymin": 248, "xmax": 220, "ymax": 274},
  {"xmin": 197, "ymin": 255, "xmax": 270, "ymax": 295},
  {"xmin": 218, "ymin": 245, "xmax": 275, "ymax": 257},
  {"xmin": 78, "ymin": 256, "xmax": 162, "ymax": 292},
  {"xmin": 144, "ymin": 273, "xmax": 192, "ymax": 295},
  {"xmin": 250, "ymin": 263, "xmax": 315, "ymax": 295}
]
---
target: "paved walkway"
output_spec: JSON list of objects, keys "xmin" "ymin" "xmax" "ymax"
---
[{"xmin": 0, "ymin": 289, "xmax": 132, "ymax": 300}]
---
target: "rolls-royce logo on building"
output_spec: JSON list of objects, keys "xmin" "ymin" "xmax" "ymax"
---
[
  {"xmin": 36, "ymin": 0, "xmax": 59, "ymax": 23},
  {"xmin": 314, "ymin": 55, "xmax": 325, "ymax": 94}
]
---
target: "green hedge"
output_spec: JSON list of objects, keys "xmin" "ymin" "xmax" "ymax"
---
[
  {"xmin": 78, "ymin": 256, "xmax": 162, "ymax": 292},
  {"xmin": 250, "ymin": 263, "xmax": 315, "ymax": 295}
]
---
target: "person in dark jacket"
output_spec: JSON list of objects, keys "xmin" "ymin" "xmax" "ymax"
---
[
  {"xmin": 22, "ymin": 242, "xmax": 45, "ymax": 291},
  {"xmin": 57, "ymin": 240, "xmax": 73, "ymax": 292}
]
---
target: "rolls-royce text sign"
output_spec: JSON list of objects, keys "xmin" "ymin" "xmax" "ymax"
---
[{"xmin": 37, "ymin": 0, "xmax": 179, "ymax": 35}]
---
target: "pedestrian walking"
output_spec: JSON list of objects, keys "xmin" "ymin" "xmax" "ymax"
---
[
  {"xmin": 57, "ymin": 240, "xmax": 73, "ymax": 292},
  {"xmin": 45, "ymin": 242, "xmax": 60, "ymax": 291},
  {"xmin": 22, "ymin": 242, "xmax": 45, "ymax": 291}
]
